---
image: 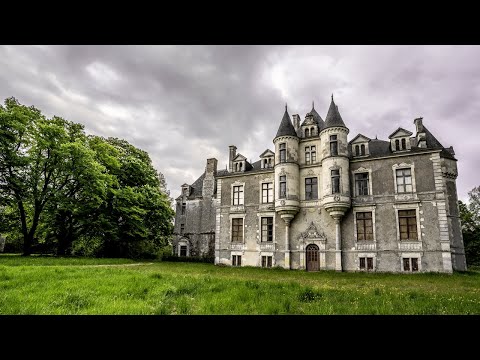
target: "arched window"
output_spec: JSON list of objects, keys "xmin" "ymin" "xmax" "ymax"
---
[
  {"xmin": 268, "ymin": 158, "xmax": 272, "ymax": 167},
  {"xmin": 310, "ymin": 127, "xmax": 315, "ymax": 136},
  {"xmin": 360, "ymin": 144, "xmax": 365, "ymax": 155},
  {"xmin": 401, "ymin": 138, "xmax": 406, "ymax": 150},
  {"xmin": 395, "ymin": 139, "xmax": 400, "ymax": 151},
  {"xmin": 305, "ymin": 128, "xmax": 310, "ymax": 137},
  {"xmin": 239, "ymin": 162, "xmax": 243, "ymax": 171},
  {"xmin": 355, "ymin": 145, "xmax": 360, "ymax": 156}
]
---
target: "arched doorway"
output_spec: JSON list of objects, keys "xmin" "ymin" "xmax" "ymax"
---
[{"xmin": 306, "ymin": 244, "xmax": 320, "ymax": 271}]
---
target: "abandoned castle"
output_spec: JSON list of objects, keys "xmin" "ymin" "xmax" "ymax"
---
[{"xmin": 172, "ymin": 96, "xmax": 467, "ymax": 273}]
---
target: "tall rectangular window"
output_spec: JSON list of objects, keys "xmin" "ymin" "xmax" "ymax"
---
[
  {"xmin": 232, "ymin": 218, "xmax": 243, "ymax": 242},
  {"xmin": 180, "ymin": 223, "xmax": 185, "ymax": 235},
  {"xmin": 232, "ymin": 255, "xmax": 242, "ymax": 266},
  {"xmin": 279, "ymin": 175, "xmax": 286, "ymax": 199},
  {"xmin": 355, "ymin": 173, "xmax": 369, "ymax": 196},
  {"xmin": 356, "ymin": 212, "xmax": 373, "ymax": 241},
  {"xmin": 305, "ymin": 177, "xmax": 318, "ymax": 200},
  {"xmin": 305, "ymin": 146, "xmax": 316, "ymax": 165},
  {"xmin": 233, "ymin": 185, "xmax": 244, "ymax": 205},
  {"xmin": 262, "ymin": 256, "xmax": 273, "ymax": 268},
  {"xmin": 279, "ymin": 143, "xmax": 286, "ymax": 163},
  {"xmin": 262, "ymin": 183, "xmax": 273, "ymax": 203},
  {"xmin": 331, "ymin": 170, "xmax": 340, "ymax": 194},
  {"xmin": 398, "ymin": 210, "xmax": 417, "ymax": 240},
  {"xmin": 330, "ymin": 135, "xmax": 338, "ymax": 156},
  {"xmin": 181, "ymin": 203, "xmax": 186, "ymax": 215},
  {"xmin": 396, "ymin": 168, "xmax": 412, "ymax": 193},
  {"xmin": 261, "ymin": 217, "xmax": 273, "ymax": 242}
]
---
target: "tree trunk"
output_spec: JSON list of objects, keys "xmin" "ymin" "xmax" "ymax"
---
[{"xmin": 17, "ymin": 200, "xmax": 31, "ymax": 256}]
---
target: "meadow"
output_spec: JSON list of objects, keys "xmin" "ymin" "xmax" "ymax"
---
[{"xmin": 1, "ymin": 254, "xmax": 479, "ymax": 315}]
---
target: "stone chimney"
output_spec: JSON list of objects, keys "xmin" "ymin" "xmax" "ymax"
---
[
  {"xmin": 202, "ymin": 158, "xmax": 217, "ymax": 197},
  {"xmin": 414, "ymin": 117, "xmax": 427, "ymax": 148},
  {"xmin": 414, "ymin": 117, "xmax": 424, "ymax": 133},
  {"xmin": 292, "ymin": 114, "xmax": 301, "ymax": 134},
  {"xmin": 228, "ymin": 145, "xmax": 237, "ymax": 172}
]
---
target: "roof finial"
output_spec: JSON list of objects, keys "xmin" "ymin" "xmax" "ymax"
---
[
  {"xmin": 285, "ymin": 103, "xmax": 288, "ymax": 112},
  {"xmin": 331, "ymin": 93, "xmax": 334, "ymax": 102},
  {"xmin": 375, "ymin": 134, "xmax": 378, "ymax": 140},
  {"xmin": 312, "ymin": 101, "xmax": 314, "ymax": 109}
]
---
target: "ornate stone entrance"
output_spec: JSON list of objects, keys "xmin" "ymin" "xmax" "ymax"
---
[
  {"xmin": 306, "ymin": 244, "xmax": 320, "ymax": 271},
  {"xmin": 298, "ymin": 222, "xmax": 327, "ymax": 271}
]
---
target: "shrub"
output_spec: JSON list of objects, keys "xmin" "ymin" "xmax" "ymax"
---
[{"xmin": 161, "ymin": 255, "xmax": 214, "ymax": 263}]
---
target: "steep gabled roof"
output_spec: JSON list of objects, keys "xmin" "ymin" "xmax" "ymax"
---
[
  {"xmin": 349, "ymin": 134, "xmax": 371, "ymax": 144},
  {"xmin": 388, "ymin": 127, "xmax": 413, "ymax": 139},
  {"xmin": 324, "ymin": 96, "xmax": 347, "ymax": 129},
  {"xmin": 275, "ymin": 106, "xmax": 297, "ymax": 138}
]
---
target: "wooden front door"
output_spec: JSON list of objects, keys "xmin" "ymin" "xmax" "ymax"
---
[{"xmin": 306, "ymin": 244, "xmax": 320, "ymax": 271}]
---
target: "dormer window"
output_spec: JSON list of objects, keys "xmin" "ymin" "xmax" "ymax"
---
[
  {"xmin": 389, "ymin": 128, "xmax": 413, "ymax": 152},
  {"xmin": 350, "ymin": 134, "xmax": 371, "ymax": 158},
  {"xmin": 305, "ymin": 128, "xmax": 310, "ymax": 137}
]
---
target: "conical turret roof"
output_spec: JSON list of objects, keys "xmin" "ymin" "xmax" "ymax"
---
[
  {"xmin": 324, "ymin": 95, "xmax": 347, "ymax": 129},
  {"xmin": 275, "ymin": 105, "xmax": 297, "ymax": 138}
]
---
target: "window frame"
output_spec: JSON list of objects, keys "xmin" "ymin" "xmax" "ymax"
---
[
  {"xmin": 261, "ymin": 182, "xmax": 273, "ymax": 204},
  {"xmin": 261, "ymin": 255, "xmax": 273, "ymax": 268},
  {"xmin": 398, "ymin": 209, "xmax": 418, "ymax": 241},
  {"xmin": 356, "ymin": 212, "xmax": 374, "ymax": 241},
  {"xmin": 279, "ymin": 143, "xmax": 286, "ymax": 163},
  {"xmin": 392, "ymin": 163, "xmax": 416, "ymax": 195},
  {"xmin": 330, "ymin": 135, "xmax": 338, "ymax": 156},
  {"xmin": 231, "ymin": 218, "xmax": 244, "ymax": 243},
  {"xmin": 232, "ymin": 255, "xmax": 242, "ymax": 267},
  {"xmin": 331, "ymin": 169, "xmax": 340, "ymax": 194},
  {"xmin": 261, "ymin": 217, "xmax": 273, "ymax": 242},
  {"xmin": 232, "ymin": 185, "xmax": 244, "ymax": 205},
  {"xmin": 355, "ymin": 172, "xmax": 369, "ymax": 196},
  {"xmin": 305, "ymin": 177, "xmax": 318, "ymax": 200},
  {"xmin": 279, "ymin": 175, "xmax": 287, "ymax": 199}
]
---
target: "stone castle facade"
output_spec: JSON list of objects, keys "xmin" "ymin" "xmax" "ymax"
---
[{"xmin": 173, "ymin": 96, "xmax": 467, "ymax": 273}]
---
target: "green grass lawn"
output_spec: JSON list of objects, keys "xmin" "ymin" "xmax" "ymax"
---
[{"xmin": 1, "ymin": 254, "xmax": 479, "ymax": 314}]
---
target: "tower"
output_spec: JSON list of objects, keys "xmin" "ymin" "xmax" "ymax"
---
[
  {"xmin": 320, "ymin": 95, "xmax": 350, "ymax": 271},
  {"xmin": 273, "ymin": 105, "xmax": 300, "ymax": 269}
]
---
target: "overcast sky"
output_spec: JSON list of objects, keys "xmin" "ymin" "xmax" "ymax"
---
[{"xmin": 0, "ymin": 45, "xmax": 478, "ymax": 202}]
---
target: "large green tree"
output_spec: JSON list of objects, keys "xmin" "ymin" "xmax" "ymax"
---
[
  {"xmin": 0, "ymin": 97, "xmax": 174, "ymax": 258},
  {"xmin": 459, "ymin": 186, "xmax": 480, "ymax": 266}
]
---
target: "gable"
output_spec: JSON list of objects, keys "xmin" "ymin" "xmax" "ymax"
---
[
  {"xmin": 259, "ymin": 149, "xmax": 275, "ymax": 158},
  {"xmin": 389, "ymin": 127, "xmax": 413, "ymax": 139},
  {"xmin": 233, "ymin": 153, "xmax": 247, "ymax": 161},
  {"xmin": 350, "ymin": 134, "xmax": 371, "ymax": 144}
]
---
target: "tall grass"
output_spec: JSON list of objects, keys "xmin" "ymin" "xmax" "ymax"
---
[{"xmin": 1, "ymin": 255, "xmax": 479, "ymax": 314}]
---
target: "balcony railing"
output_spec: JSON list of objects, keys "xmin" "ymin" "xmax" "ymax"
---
[
  {"xmin": 398, "ymin": 241, "xmax": 422, "ymax": 251},
  {"xmin": 356, "ymin": 242, "xmax": 376, "ymax": 251},
  {"xmin": 259, "ymin": 242, "xmax": 275, "ymax": 251}
]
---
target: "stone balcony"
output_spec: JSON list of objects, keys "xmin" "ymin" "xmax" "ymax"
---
[
  {"xmin": 230, "ymin": 243, "xmax": 245, "ymax": 250},
  {"xmin": 259, "ymin": 242, "xmax": 275, "ymax": 251},
  {"xmin": 398, "ymin": 241, "xmax": 423, "ymax": 251},
  {"xmin": 356, "ymin": 242, "xmax": 376, "ymax": 251}
]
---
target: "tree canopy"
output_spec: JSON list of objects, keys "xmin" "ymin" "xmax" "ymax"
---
[
  {"xmin": 0, "ymin": 97, "xmax": 174, "ymax": 258},
  {"xmin": 459, "ymin": 186, "xmax": 480, "ymax": 266}
]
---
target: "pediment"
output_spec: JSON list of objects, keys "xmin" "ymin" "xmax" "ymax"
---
[
  {"xmin": 233, "ymin": 153, "xmax": 247, "ymax": 161},
  {"xmin": 259, "ymin": 149, "xmax": 275, "ymax": 158},
  {"xmin": 350, "ymin": 134, "xmax": 371, "ymax": 144},
  {"xmin": 298, "ymin": 222, "xmax": 327, "ymax": 241},
  {"xmin": 389, "ymin": 127, "xmax": 413, "ymax": 139}
]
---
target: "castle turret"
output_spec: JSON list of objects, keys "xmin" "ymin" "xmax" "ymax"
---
[
  {"xmin": 273, "ymin": 104, "xmax": 300, "ymax": 269},
  {"xmin": 320, "ymin": 95, "xmax": 350, "ymax": 271}
]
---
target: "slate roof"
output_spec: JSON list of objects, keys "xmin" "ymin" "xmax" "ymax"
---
[
  {"xmin": 324, "ymin": 97, "xmax": 347, "ymax": 129},
  {"xmin": 186, "ymin": 169, "xmax": 229, "ymax": 199},
  {"xmin": 275, "ymin": 107, "xmax": 297, "ymax": 138},
  {"xmin": 301, "ymin": 104, "xmax": 325, "ymax": 130}
]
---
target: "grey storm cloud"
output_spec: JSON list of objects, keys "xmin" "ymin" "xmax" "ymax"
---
[{"xmin": 0, "ymin": 45, "xmax": 478, "ymax": 202}]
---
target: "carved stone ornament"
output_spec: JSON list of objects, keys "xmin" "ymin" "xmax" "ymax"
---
[
  {"xmin": 280, "ymin": 200, "xmax": 286, "ymax": 206},
  {"xmin": 279, "ymin": 168, "xmax": 286, "ymax": 176},
  {"xmin": 307, "ymin": 169, "xmax": 314, "ymax": 175},
  {"xmin": 334, "ymin": 195, "xmax": 340, "ymax": 201},
  {"xmin": 298, "ymin": 222, "xmax": 327, "ymax": 241}
]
